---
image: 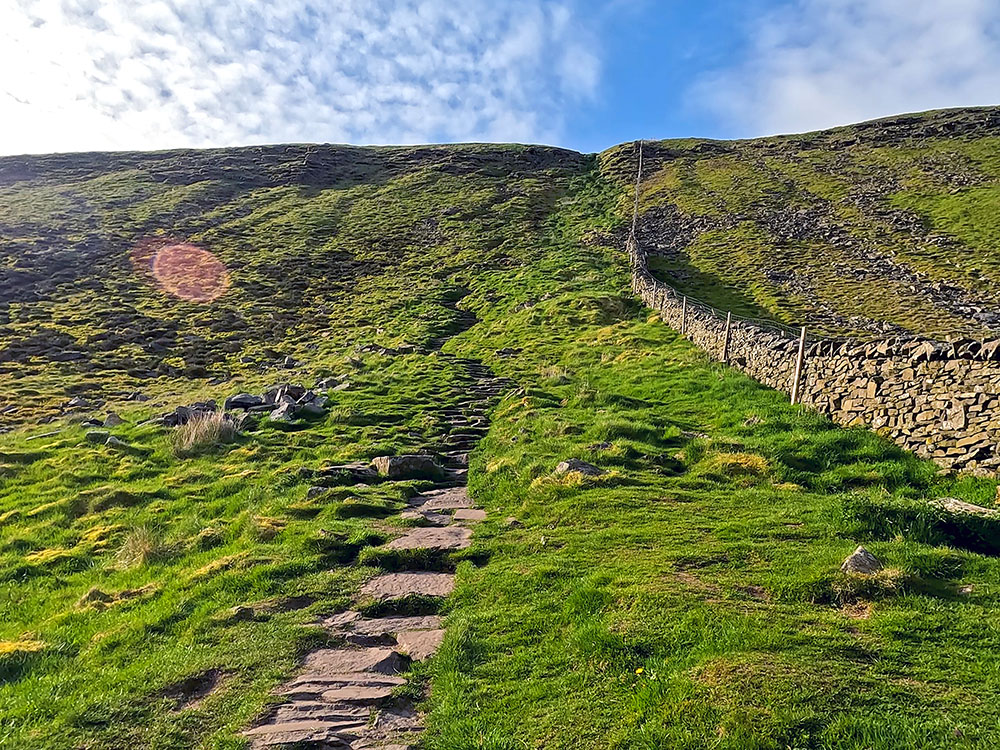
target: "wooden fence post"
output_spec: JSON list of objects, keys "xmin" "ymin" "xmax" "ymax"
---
[
  {"xmin": 681, "ymin": 296, "xmax": 687, "ymax": 335},
  {"xmin": 723, "ymin": 312, "xmax": 732, "ymax": 363},
  {"xmin": 791, "ymin": 326, "xmax": 807, "ymax": 405}
]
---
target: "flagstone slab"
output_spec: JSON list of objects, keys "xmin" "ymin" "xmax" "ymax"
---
[
  {"xmin": 394, "ymin": 629, "xmax": 446, "ymax": 661},
  {"xmin": 385, "ymin": 525, "xmax": 472, "ymax": 551},
  {"xmin": 361, "ymin": 572, "xmax": 455, "ymax": 599}
]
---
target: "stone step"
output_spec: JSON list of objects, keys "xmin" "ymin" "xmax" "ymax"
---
[
  {"xmin": 269, "ymin": 702, "xmax": 369, "ymax": 725},
  {"xmin": 398, "ymin": 508, "xmax": 452, "ymax": 525},
  {"xmin": 452, "ymin": 508, "xmax": 487, "ymax": 523},
  {"xmin": 384, "ymin": 525, "xmax": 472, "ymax": 551},
  {"xmin": 361, "ymin": 572, "xmax": 455, "ymax": 600},
  {"xmin": 300, "ymin": 647, "xmax": 405, "ymax": 676},
  {"xmin": 394, "ymin": 629, "xmax": 446, "ymax": 661},
  {"xmin": 244, "ymin": 719, "xmax": 355, "ymax": 746},
  {"xmin": 410, "ymin": 487, "xmax": 474, "ymax": 510}
]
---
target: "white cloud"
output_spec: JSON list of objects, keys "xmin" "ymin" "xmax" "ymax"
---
[
  {"xmin": 690, "ymin": 0, "xmax": 1000, "ymax": 136},
  {"xmin": 0, "ymin": 0, "xmax": 601, "ymax": 154}
]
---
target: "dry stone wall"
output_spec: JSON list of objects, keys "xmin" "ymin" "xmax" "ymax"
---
[{"xmin": 629, "ymin": 239, "xmax": 1000, "ymax": 475}]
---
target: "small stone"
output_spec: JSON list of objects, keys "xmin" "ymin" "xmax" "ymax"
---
[
  {"xmin": 105, "ymin": 436, "xmax": 127, "ymax": 448},
  {"xmin": 841, "ymin": 546, "xmax": 883, "ymax": 575},
  {"xmin": 306, "ymin": 486, "xmax": 328, "ymax": 499},
  {"xmin": 555, "ymin": 458, "xmax": 604, "ymax": 476},
  {"xmin": 65, "ymin": 396, "xmax": 92, "ymax": 410},
  {"xmin": 453, "ymin": 508, "xmax": 487, "ymax": 522},
  {"xmin": 332, "ymin": 381, "xmax": 351, "ymax": 391},
  {"xmin": 504, "ymin": 516, "xmax": 522, "ymax": 528},
  {"xmin": 103, "ymin": 412, "xmax": 124, "ymax": 427},
  {"xmin": 85, "ymin": 430, "xmax": 110, "ymax": 444}
]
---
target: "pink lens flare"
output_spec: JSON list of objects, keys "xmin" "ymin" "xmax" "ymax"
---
[{"xmin": 132, "ymin": 240, "xmax": 230, "ymax": 303}]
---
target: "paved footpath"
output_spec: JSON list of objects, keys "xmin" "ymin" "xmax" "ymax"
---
[{"xmin": 243, "ymin": 346, "xmax": 510, "ymax": 748}]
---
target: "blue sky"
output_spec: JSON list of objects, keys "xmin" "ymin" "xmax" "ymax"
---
[{"xmin": 2, "ymin": 0, "xmax": 1000, "ymax": 155}]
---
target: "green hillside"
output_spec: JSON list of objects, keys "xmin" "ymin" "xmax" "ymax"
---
[
  {"xmin": 611, "ymin": 106, "xmax": 1000, "ymax": 339},
  {"xmin": 1, "ymin": 109, "xmax": 999, "ymax": 749}
]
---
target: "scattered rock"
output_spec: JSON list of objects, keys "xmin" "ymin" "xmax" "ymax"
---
[
  {"xmin": 103, "ymin": 412, "xmax": 124, "ymax": 427},
  {"xmin": 317, "ymin": 462, "xmax": 380, "ymax": 485},
  {"xmin": 225, "ymin": 393, "xmax": 264, "ymax": 410},
  {"xmin": 85, "ymin": 430, "xmax": 110, "ymax": 444},
  {"xmin": 504, "ymin": 516, "xmax": 522, "ymax": 528},
  {"xmin": 841, "ymin": 546, "xmax": 883, "ymax": 575},
  {"xmin": 160, "ymin": 401, "xmax": 217, "ymax": 427},
  {"xmin": 269, "ymin": 403, "xmax": 297, "ymax": 422},
  {"xmin": 105, "ymin": 436, "xmax": 128, "ymax": 448},
  {"xmin": 372, "ymin": 454, "xmax": 444, "ymax": 480},
  {"xmin": 931, "ymin": 497, "xmax": 1000, "ymax": 517},
  {"xmin": 125, "ymin": 392, "xmax": 150, "ymax": 402},
  {"xmin": 555, "ymin": 458, "xmax": 604, "ymax": 476}
]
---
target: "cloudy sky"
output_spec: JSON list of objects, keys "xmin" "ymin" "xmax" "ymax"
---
[{"xmin": 2, "ymin": 0, "xmax": 999, "ymax": 155}]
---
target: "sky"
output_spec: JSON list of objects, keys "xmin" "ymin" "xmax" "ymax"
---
[{"xmin": 2, "ymin": 0, "xmax": 1000, "ymax": 155}]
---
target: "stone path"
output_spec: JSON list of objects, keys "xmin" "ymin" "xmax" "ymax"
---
[{"xmin": 243, "ymin": 312, "xmax": 512, "ymax": 748}]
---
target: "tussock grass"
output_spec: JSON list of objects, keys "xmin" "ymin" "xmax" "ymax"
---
[
  {"xmin": 115, "ymin": 526, "xmax": 167, "ymax": 568},
  {"xmin": 170, "ymin": 412, "xmax": 239, "ymax": 457}
]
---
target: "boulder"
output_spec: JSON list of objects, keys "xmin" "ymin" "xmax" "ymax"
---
[
  {"xmin": 225, "ymin": 393, "xmax": 264, "ymax": 410},
  {"xmin": 371, "ymin": 454, "xmax": 444, "ymax": 480},
  {"xmin": 85, "ymin": 430, "xmax": 110, "ymax": 444},
  {"xmin": 269, "ymin": 403, "xmax": 298, "ymax": 422},
  {"xmin": 555, "ymin": 458, "xmax": 604, "ymax": 476},
  {"xmin": 840, "ymin": 546, "xmax": 883, "ymax": 574},
  {"xmin": 298, "ymin": 401, "xmax": 326, "ymax": 418},
  {"xmin": 103, "ymin": 412, "xmax": 124, "ymax": 427},
  {"xmin": 65, "ymin": 396, "xmax": 92, "ymax": 410}
]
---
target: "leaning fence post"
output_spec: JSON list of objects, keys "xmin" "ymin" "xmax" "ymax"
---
[
  {"xmin": 681, "ymin": 296, "xmax": 688, "ymax": 335},
  {"xmin": 790, "ymin": 326, "xmax": 807, "ymax": 404},
  {"xmin": 722, "ymin": 311, "xmax": 732, "ymax": 363}
]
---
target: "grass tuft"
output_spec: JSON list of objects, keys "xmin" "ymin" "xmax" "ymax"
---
[{"xmin": 170, "ymin": 412, "xmax": 239, "ymax": 457}]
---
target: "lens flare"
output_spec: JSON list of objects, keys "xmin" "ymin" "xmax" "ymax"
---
[{"xmin": 132, "ymin": 241, "xmax": 230, "ymax": 303}]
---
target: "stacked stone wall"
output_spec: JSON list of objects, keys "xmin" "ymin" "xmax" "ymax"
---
[{"xmin": 629, "ymin": 239, "xmax": 1000, "ymax": 474}]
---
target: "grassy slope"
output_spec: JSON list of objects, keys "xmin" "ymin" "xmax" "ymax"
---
[
  {"xmin": 0, "ymin": 112, "xmax": 999, "ymax": 749},
  {"xmin": 616, "ymin": 107, "xmax": 1000, "ymax": 338}
]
